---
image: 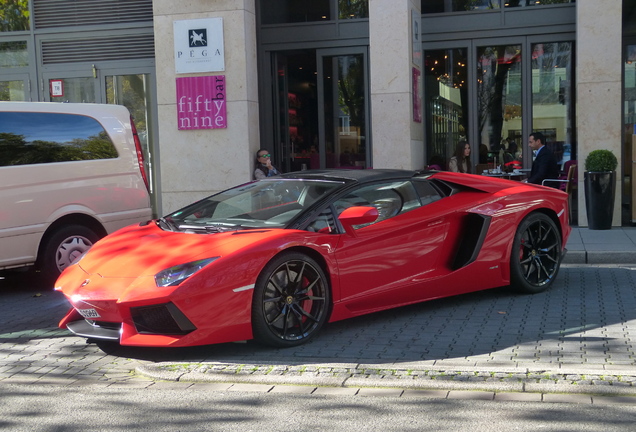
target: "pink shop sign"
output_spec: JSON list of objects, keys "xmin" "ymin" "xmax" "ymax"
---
[{"xmin": 176, "ymin": 75, "xmax": 226, "ymax": 130}]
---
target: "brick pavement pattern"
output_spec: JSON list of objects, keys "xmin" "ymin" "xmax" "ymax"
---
[{"xmin": 1, "ymin": 264, "xmax": 636, "ymax": 403}]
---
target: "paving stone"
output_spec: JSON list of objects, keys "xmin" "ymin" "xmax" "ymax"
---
[
  {"xmin": 592, "ymin": 395, "xmax": 636, "ymax": 405},
  {"xmin": 542, "ymin": 394, "xmax": 593, "ymax": 404},
  {"xmin": 494, "ymin": 392, "xmax": 543, "ymax": 402},
  {"xmin": 312, "ymin": 387, "xmax": 359, "ymax": 396},
  {"xmin": 4, "ymin": 263, "xmax": 636, "ymax": 399},
  {"xmin": 447, "ymin": 390, "xmax": 494, "ymax": 400}
]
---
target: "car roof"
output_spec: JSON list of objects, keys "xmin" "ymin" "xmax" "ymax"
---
[{"xmin": 279, "ymin": 168, "xmax": 420, "ymax": 184}]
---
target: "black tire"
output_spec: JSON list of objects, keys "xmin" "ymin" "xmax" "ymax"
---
[
  {"xmin": 510, "ymin": 213, "xmax": 562, "ymax": 294},
  {"xmin": 252, "ymin": 252, "xmax": 331, "ymax": 348},
  {"xmin": 39, "ymin": 225, "xmax": 100, "ymax": 283}
]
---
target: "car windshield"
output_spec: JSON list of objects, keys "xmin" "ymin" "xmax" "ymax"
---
[{"xmin": 163, "ymin": 178, "xmax": 343, "ymax": 232}]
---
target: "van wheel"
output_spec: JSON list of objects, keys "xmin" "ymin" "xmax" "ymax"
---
[{"xmin": 39, "ymin": 225, "xmax": 100, "ymax": 282}]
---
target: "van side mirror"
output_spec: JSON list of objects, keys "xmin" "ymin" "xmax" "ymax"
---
[{"xmin": 338, "ymin": 206, "xmax": 378, "ymax": 237}]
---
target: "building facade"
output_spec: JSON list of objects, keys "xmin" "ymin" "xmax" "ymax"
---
[{"xmin": 1, "ymin": 0, "xmax": 634, "ymax": 227}]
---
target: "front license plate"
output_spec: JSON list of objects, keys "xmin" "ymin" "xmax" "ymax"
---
[{"xmin": 77, "ymin": 308, "xmax": 101, "ymax": 319}]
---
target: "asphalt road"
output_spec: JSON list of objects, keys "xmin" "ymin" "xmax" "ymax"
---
[{"xmin": 2, "ymin": 382, "xmax": 636, "ymax": 432}]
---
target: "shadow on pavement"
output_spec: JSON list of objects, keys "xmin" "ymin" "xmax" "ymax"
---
[{"xmin": 3, "ymin": 266, "xmax": 636, "ymax": 369}]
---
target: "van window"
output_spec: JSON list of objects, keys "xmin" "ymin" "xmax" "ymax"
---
[{"xmin": 0, "ymin": 112, "xmax": 118, "ymax": 166}]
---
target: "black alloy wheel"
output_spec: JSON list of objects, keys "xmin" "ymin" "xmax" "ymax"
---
[
  {"xmin": 510, "ymin": 212, "xmax": 562, "ymax": 294},
  {"xmin": 252, "ymin": 252, "xmax": 331, "ymax": 347}
]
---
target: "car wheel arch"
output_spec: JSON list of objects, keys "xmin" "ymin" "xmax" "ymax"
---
[
  {"xmin": 509, "ymin": 210, "xmax": 563, "ymax": 294},
  {"xmin": 38, "ymin": 213, "xmax": 107, "ymax": 250},
  {"xmin": 504, "ymin": 207, "xmax": 563, "ymax": 255},
  {"xmin": 36, "ymin": 214, "xmax": 107, "ymax": 280},
  {"xmin": 268, "ymin": 245, "xmax": 333, "ymax": 287},
  {"xmin": 251, "ymin": 247, "xmax": 333, "ymax": 347}
]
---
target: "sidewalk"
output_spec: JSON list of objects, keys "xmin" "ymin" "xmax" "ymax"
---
[
  {"xmin": 563, "ymin": 226, "xmax": 636, "ymax": 264},
  {"xmin": 135, "ymin": 227, "xmax": 636, "ymax": 402}
]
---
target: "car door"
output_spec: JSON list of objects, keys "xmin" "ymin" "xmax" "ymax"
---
[{"xmin": 330, "ymin": 179, "xmax": 453, "ymax": 313}]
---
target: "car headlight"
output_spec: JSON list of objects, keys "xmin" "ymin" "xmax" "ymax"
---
[{"xmin": 154, "ymin": 257, "xmax": 219, "ymax": 287}]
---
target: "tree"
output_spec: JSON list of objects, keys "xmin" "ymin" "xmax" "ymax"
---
[{"xmin": 0, "ymin": 0, "xmax": 29, "ymax": 32}]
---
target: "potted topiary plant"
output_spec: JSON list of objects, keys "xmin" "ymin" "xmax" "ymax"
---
[{"xmin": 584, "ymin": 149, "xmax": 618, "ymax": 230}]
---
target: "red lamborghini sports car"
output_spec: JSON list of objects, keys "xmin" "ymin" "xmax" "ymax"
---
[{"xmin": 56, "ymin": 169, "xmax": 571, "ymax": 348}]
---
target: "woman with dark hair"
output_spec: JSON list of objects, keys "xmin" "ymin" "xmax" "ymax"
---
[
  {"xmin": 448, "ymin": 140, "xmax": 472, "ymax": 173},
  {"xmin": 254, "ymin": 148, "xmax": 280, "ymax": 180}
]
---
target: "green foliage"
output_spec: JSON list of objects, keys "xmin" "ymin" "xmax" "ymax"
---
[
  {"xmin": 584, "ymin": 149, "xmax": 618, "ymax": 172},
  {"xmin": 0, "ymin": 0, "xmax": 30, "ymax": 32}
]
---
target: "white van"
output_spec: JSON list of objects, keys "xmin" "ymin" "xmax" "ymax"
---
[{"xmin": 0, "ymin": 102, "xmax": 153, "ymax": 282}]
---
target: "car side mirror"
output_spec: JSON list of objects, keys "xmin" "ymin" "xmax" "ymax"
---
[{"xmin": 338, "ymin": 206, "xmax": 378, "ymax": 237}]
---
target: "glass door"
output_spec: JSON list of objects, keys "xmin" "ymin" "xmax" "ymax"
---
[
  {"xmin": 625, "ymin": 43, "xmax": 636, "ymax": 222},
  {"xmin": 105, "ymin": 72, "xmax": 155, "ymax": 194},
  {"xmin": 0, "ymin": 73, "xmax": 28, "ymax": 101},
  {"xmin": 0, "ymin": 39, "xmax": 33, "ymax": 101},
  {"xmin": 272, "ymin": 50, "xmax": 318, "ymax": 173},
  {"xmin": 271, "ymin": 47, "xmax": 370, "ymax": 172},
  {"xmin": 476, "ymin": 43, "xmax": 523, "ymax": 170},
  {"xmin": 42, "ymin": 71, "xmax": 98, "ymax": 103},
  {"xmin": 423, "ymin": 47, "xmax": 471, "ymax": 171},
  {"xmin": 424, "ymin": 38, "xmax": 574, "ymax": 176},
  {"xmin": 317, "ymin": 47, "xmax": 369, "ymax": 169}
]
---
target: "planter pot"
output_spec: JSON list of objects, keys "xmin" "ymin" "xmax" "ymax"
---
[{"xmin": 584, "ymin": 171, "xmax": 616, "ymax": 230}]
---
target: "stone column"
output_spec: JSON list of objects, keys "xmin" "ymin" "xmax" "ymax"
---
[
  {"xmin": 369, "ymin": 0, "xmax": 424, "ymax": 170},
  {"xmin": 153, "ymin": 0, "xmax": 259, "ymax": 214},
  {"xmin": 576, "ymin": 1, "xmax": 622, "ymax": 227}
]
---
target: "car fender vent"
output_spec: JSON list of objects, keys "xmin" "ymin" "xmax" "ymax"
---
[{"xmin": 451, "ymin": 213, "xmax": 492, "ymax": 270}]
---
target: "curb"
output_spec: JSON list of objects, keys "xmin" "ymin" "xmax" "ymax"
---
[
  {"xmin": 136, "ymin": 362, "xmax": 636, "ymax": 398},
  {"xmin": 561, "ymin": 251, "xmax": 636, "ymax": 265}
]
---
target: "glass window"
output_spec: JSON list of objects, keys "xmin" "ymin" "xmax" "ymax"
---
[
  {"xmin": 333, "ymin": 180, "xmax": 421, "ymax": 229},
  {"xmin": 106, "ymin": 74, "xmax": 151, "ymax": 184},
  {"xmin": 424, "ymin": 48, "xmax": 469, "ymax": 171},
  {"xmin": 477, "ymin": 44, "xmax": 522, "ymax": 169},
  {"xmin": 0, "ymin": 79, "xmax": 24, "ymax": 100},
  {"xmin": 260, "ymin": 0, "xmax": 331, "ymax": 24},
  {"xmin": 0, "ymin": 112, "xmax": 118, "ymax": 166},
  {"xmin": 323, "ymin": 54, "xmax": 367, "ymax": 169},
  {"xmin": 422, "ymin": 0, "xmax": 574, "ymax": 13},
  {"xmin": 531, "ymin": 42, "xmax": 574, "ymax": 166},
  {"xmin": 412, "ymin": 180, "xmax": 443, "ymax": 206},
  {"xmin": 0, "ymin": 41, "xmax": 27, "ymax": 67},
  {"xmin": 168, "ymin": 179, "xmax": 342, "ymax": 231},
  {"xmin": 49, "ymin": 77, "xmax": 95, "ymax": 103},
  {"xmin": 0, "ymin": 0, "xmax": 30, "ymax": 31},
  {"xmin": 422, "ymin": 0, "xmax": 501, "ymax": 13},
  {"xmin": 338, "ymin": 0, "xmax": 368, "ymax": 19},
  {"xmin": 276, "ymin": 51, "xmax": 319, "ymax": 172},
  {"xmin": 505, "ymin": 0, "xmax": 573, "ymax": 7},
  {"xmin": 625, "ymin": 45, "xmax": 636, "ymax": 121},
  {"xmin": 260, "ymin": 0, "xmax": 367, "ymax": 24},
  {"xmin": 625, "ymin": 44, "xmax": 636, "ymax": 222}
]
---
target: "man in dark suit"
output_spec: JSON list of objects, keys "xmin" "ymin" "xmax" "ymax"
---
[{"xmin": 526, "ymin": 132, "xmax": 559, "ymax": 186}]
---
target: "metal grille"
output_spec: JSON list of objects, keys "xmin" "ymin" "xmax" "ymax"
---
[
  {"xmin": 33, "ymin": 0, "xmax": 153, "ymax": 29},
  {"xmin": 41, "ymin": 34, "xmax": 155, "ymax": 64}
]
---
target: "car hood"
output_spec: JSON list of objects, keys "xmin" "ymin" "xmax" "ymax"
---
[{"xmin": 75, "ymin": 222, "xmax": 281, "ymax": 278}]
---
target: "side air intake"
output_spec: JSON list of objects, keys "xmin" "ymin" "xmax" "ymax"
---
[{"xmin": 451, "ymin": 213, "xmax": 492, "ymax": 270}]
